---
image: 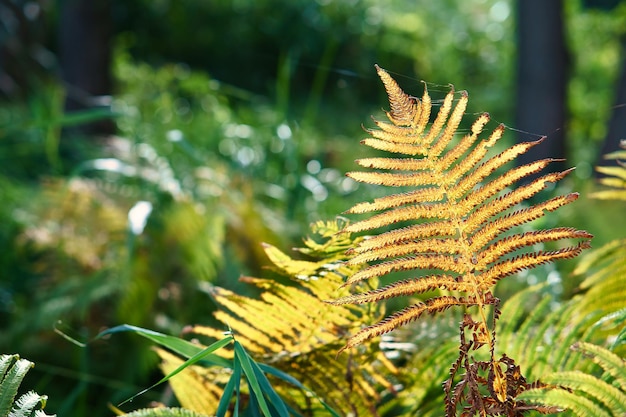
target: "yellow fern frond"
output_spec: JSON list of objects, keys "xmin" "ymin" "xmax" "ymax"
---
[
  {"xmin": 188, "ymin": 219, "xmax": 396, "ymax": 415},
  {"xmin": 155, "ymin": 348, "xmax": 224, "ymax": 414},
  {"xmin": 591, "ymin": 141, "xmax": 626, "ymax": 200},
  {"xmin": 332, "ymin": 65, "xmax": 592, "ymax": 351}
]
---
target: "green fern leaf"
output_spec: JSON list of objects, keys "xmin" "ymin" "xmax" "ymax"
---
[
  {"xmin": 541, "ymin": 371, "xmax": 626, "ymax": 415},
  {"xmin": 0, "ymin": 355, "xmax": 55, "ymax": 417},
  {"xmin": 518, "ymin": 388, "xmax": 611, "ymax": 417},
  {"xmin": 1, "ymin": 355, "xmax": 34, "ymax": 417},
  {"xmin": 8, "ymin": 391, "xmax": 51, "ymax": 417},
  {"xmin": 572, "ymin": 342, "xmax": 626, "ymax": 389},
  {"xmin": 492, "ymin": 275, "xmax": 626, "ymax": 416},
  {"xmin": 572, "ymin": 237, "xmax": 626, "ymax": 347}
]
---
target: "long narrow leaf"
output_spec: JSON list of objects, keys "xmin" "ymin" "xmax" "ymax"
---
[
  {"xmin": 217, "ymin": 359, "xmax": 241, "ymax": 417},
  {"xmin": 244, "ymin": 387, "xmax": 262, "ymax": 417},
  {"xmin": 234, "ymin": 359, "xmax": 242, "ymax": 417},
  {"xmin": 95, "ymin": 325, "xmax": 232, "ymax": 367},
  {"xmin": 234, "ymin": 342, "xmax": 272, "ymax": 417},
  {"xmin": 257, "ymin": 364, "xmax": 341, "ymax": 417},
  {"xmin": 249, "ymin": 361, "xmax": 290, "ymax": 417},
  {"xmin": 99, "ymin": 326, "xmax": 234, "ymax": 406}
]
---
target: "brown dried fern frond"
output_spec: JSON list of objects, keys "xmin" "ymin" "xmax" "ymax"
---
[{"xmin": 330, "ymin": 65, "xmax": 592, "ymax": 353}]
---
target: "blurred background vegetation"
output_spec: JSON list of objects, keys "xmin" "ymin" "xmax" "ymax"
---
[{"xmin": 1, "ymin": 0, "xmax": 625, "ymax": 415}]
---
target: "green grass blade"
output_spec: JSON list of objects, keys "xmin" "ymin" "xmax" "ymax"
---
[
  {"xmin": 112, "ymin": 331, "xmax": 233, "ymax": 406},
  {"xmin": 249, "ymin": 362, "xmax": 291, "ymax": 417},
  {"xmin": 217, "ymin": 359, "xmax": 241, "ymax": 417},
  {"xmin": 235, "ymin": 360, "xmax": 242, "ymax": 417},
  {"xmin": 244, "ymin": 387, "xmax": 262, "ymax": 417},
  {"xmin": 54, "ymin": 108, "xmax": 116, "ymax": 127},
  {"xmin": 94, "ymin": 324, "xmax": 232, "ymax": 367},
  {"xmin": 257, "ymin": 364, "xmax": 341, "ymax": 417},
  {"xmin": 234, "ymin": 341, "xmax": 273, "ymax": 417}
]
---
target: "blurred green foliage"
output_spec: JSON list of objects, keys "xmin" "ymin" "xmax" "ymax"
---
[
  {"xmin": 111, "ymin": 0, "xmax": 519, "ymax": 136},
  {"xmin": 1, "ymin": 1, "xmax": 625, "ymax": 416}
]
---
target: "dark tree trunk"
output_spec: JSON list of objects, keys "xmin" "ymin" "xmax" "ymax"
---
[
  {"xmin": 598, "ymin": 34, "xmax": 626, "ymax": 168},
  {"xmin": 0, "ymin": 0, "xmax": 52, "ymax": 98},
  {"xmin": 515, "ymin": 0, "xmax": 569, "ymax": 175},
  {"xmin": 59, "ymin": 0, "xmax": 113, "ymax": 136}
]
